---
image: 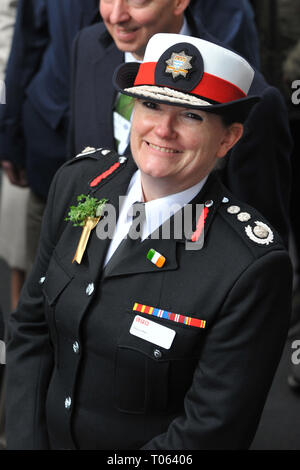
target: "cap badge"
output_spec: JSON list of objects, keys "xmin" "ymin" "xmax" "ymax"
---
[{"xmin": 165, "ymin": 51, "xmax": 193, "ymax": 79}]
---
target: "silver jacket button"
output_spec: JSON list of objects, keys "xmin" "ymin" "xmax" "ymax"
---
[
  {"xmin": 153, "ymin": 349, "xmax": 162, "ymax": 360},
  {"xmin": 85, "ymin": 282, "xmax": 94, "ymax": 296},
  {"xmin": 64, "ymin": 396, "xmax": 72, "ymax": 410},
  {"xmin": 39, "ymin": 276, "xmax": 46, "ymax": 285},
  {"xmin": 72, "ymin": 341, "xmax": 80, "ymax": 354}
]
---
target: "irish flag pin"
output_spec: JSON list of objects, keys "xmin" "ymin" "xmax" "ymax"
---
[{"xmin": 147, "ymin": 248, "xmax": 166, "ymax": 268}]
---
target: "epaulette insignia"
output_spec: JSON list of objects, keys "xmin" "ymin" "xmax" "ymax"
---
[
  {"xmin": 223, "ymin": 200, "xmax": 274, "ymax": 245},
  {"xmin": 227, "ymin": 205, "xmax": 240, "ymax": 214},
  {"xmin": 237, "ymin": 212, "xmax": 251, "ymax": 222},
  {"xmin": 75, "ymin": 147, "xmax": 110, "ymax": 158},
  {"xmin": 245, "ymin": 221, "xmax": 274, "ymax": 245}
]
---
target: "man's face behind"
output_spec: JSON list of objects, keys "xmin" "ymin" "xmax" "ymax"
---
[{"xmin": 100, "ymin": 0, "xmax": 189, "ymax": 60}]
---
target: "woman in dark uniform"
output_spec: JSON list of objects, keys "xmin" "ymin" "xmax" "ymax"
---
[{"xmin": 5, "ymin": 33, "xmax": 292, "ymax": 450}]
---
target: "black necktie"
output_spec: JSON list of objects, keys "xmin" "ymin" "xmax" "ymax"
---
[{"xmin": 103, "ymin": 202, "xmax": 145, "ymax": 276}]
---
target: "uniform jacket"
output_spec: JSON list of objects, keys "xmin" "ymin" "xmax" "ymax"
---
[
  {"xmin": 6, "ymin": 148, "xmax": 292, "ymax": 450},
  {"xmin": 68, "ymin": 11, "xmax": 292, "ymax": 247}
]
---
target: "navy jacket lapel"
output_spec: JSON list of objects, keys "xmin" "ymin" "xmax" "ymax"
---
[{"xmin": 85, "ymin": 155, "xmax": 137, "ymax": 281}]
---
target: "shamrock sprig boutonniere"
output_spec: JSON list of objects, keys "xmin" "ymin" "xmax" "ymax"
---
[{"xmin": 65, "ymin": 194, "xmax": 108, "ymax": 264}]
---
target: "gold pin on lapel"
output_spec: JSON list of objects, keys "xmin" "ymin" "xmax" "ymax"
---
[
  {"xmin": 65, "ymin": 194, "xmax": 108, "ymax": 264},
  {"xmin": 72, "ymin": 216, "xmax": 101, "ymax": 264}
]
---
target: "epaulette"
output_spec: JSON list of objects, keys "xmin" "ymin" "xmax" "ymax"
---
[
  {"xmin": 66, "ymin": 146, "xmax": 116, "ymax": 164},
  {"xmin": 218, "ymin": 194, "xmax": 283, "ymax": 254},
  {"xmin": 64, "ymin": 146, "xmax": 130, "ymax": 192}
]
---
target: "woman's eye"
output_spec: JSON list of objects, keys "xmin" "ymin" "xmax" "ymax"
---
[
  {"xmin": 142, "ymin": 101, "xmax": 158, "ymax": 110},
  {"xmin": 185, "ymin": 112, "xmax": 203, "ymax": 121}
]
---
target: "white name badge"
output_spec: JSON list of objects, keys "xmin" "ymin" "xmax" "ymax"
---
[{"xmin": 130, "ymin": 315, "xmax": 176, "ymax": 350}]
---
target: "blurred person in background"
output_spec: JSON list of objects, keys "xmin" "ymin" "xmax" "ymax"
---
[
  {"xmin": 0, "ymin": 0, "xmax": 22, "ymax": 451},
  {"xmin": 0, "ymin": 0, "xmax": 100, "ymax": 449},
  {"xmin": 0, "ymin": 0, "xmax": 100, "ymax": 279},
  {"xmin": 0, "ymin": 0, "xmax": 28, "ymax": 312}
]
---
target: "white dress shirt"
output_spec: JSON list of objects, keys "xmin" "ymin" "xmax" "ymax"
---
[{"xmin": 104, "ymin": 170, "xmax": 207, "ymax": 265}]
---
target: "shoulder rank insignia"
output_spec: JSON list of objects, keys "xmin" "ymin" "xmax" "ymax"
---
[
  {"xmin": 75, "ymin": 146, "xmax": 98, "ymax": 158},
  {"xmin": 75, "ymin": 147, "xmax": 112, "ymax": 158},
  {"xmin": 245, "ymin": 221, "xmax": 274, "ymax": 245},
  {"xmin": 227, "ymin": 205, "xmax": 240, "ymax": 214},
  {"xmin": 223, "ymin": 198, "xmax": 274, "ymax": 246},
  {"xmin": 75, "ymin": 147, "xmax": 112, "ymax": 159}
]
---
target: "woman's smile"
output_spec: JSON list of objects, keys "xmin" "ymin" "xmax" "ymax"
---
[{"xmin": 145, "ymin": 141, "xmax": 181, "ymax": 154}]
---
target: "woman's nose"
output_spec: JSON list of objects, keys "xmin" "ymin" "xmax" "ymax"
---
[{"xmin": 154, "ymin": 114, "xmax": 178, "ymax": 139}]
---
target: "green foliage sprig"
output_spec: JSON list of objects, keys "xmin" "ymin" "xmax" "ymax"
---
[{"xmin": 65, "ymin": 194, "xmax": 108, "ymax": 227}]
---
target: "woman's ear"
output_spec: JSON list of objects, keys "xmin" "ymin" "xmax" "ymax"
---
[{"xmin": 216, "ymin": 123, "xmax": 244, "ymax": 159}]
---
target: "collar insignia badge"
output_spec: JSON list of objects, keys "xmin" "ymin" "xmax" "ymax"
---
[{"xmin": 165, "ymin": 51, "xmax": 193, "ymax": 79}]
